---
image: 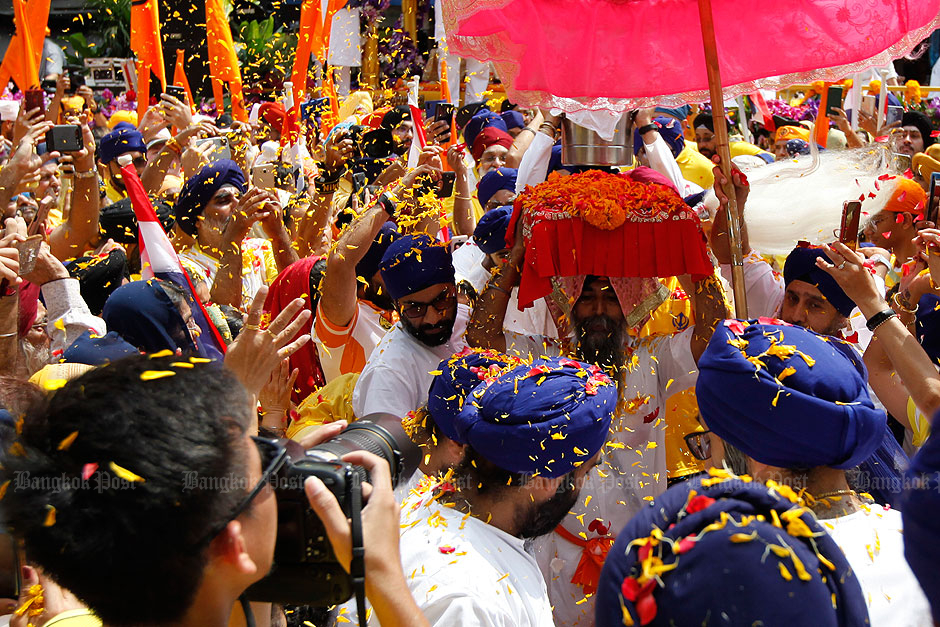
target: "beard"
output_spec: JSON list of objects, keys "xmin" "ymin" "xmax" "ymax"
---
[
  {"xmin": 516, "ymin": 473, "xmax": 579, "ymax": 539},
  {"xmin": 20, "ymin": 339, "xmax": 51, "ymax": 377},
  {"xmin": 575, "ymin": 314, "xmax": 626, "ymax": 371},
  {"xmin": 362, "ymin": 282, "xmax": 394, "ymax": 312},
  {"xmin": 401, "ymin": 313, "xmax": 456, "ymax": 347}
]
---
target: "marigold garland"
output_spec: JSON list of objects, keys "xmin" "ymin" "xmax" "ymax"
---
[{"xmin": 515, "ymin": 170, "xmax": 690, "ymax": 231}]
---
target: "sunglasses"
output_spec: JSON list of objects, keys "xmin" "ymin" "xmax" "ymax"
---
[
  {"xmin": 400, "ymin": 286, "xmax": 457, "ymax": 320},
  {"xmin": 684, "ymin": 430, "xmax": 712, "ymax": 461},
  {"xmin": 197, "ymin": 436, "xmax": 287, "ymax": 546}
]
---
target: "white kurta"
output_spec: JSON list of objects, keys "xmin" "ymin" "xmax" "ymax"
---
[
  {"xmin": 352, "ymin": 305, "xmax": 470, "ymax": 419},
  {"xmin": 397, "ymin": 495, "xmax": 556, "ymax": 627},
  {"xmin": 822, "ymin": 506, "xmax": 932, "ymax": 627},
  {"xmin": 507, "ymin": 328, "xmax": 698, "ymax": 626}
]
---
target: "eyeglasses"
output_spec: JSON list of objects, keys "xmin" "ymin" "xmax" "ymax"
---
[
  {"xmin": 684, "ymin": 430, "xmax": 712, "ymax": 461},
  {"xmin": 197, "ymin": 436, "xmax": 287, "ymax": 546},
  {"xmin": 400, "ymin": 287, "xmax": 457, "ymax": 319}
]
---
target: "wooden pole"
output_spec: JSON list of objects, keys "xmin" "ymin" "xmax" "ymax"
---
[{"xmin": 698, "ymin": 0, "xmax": 748, "ymax": 318}]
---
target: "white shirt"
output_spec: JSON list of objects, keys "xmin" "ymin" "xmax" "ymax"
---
[
  {"xmin": 352, "ymin": 304, "xmax": 470, "ymax": 419},
  {"xmin": 822, "ymin": 506, "xmax": 932, "ymax": 627},
  {"xmin": 398, "ymin": 495, "xmax": 555, "ymax": 627},
  {"xmin": 508, "ymin": 328, "xmax": 697, "ymax": 626}
]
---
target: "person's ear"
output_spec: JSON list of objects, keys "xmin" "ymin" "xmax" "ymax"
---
[{"xmin": 211, "ymin": 519, "xmax": 259, "ymax": 576}]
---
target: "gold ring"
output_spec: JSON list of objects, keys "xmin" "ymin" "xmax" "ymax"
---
[{"xmin": 244, "ymin": 323, "xmax": 261, "ymax": 331}]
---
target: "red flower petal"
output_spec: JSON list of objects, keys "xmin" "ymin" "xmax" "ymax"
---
[
  {"xmin": 635, "ymin": 587, "xmax": 658, "ymax": 625},
  {"xmin": 686, "ymin": 494, "xmax": 716, "ymax": 514},
  {"xmin": 81, "ymin": 463, "xmax": 98, "ymax": 480},
  {"xmin": 621, "ymin": 576, "xmax": 641, "ymax": 601},
  {"xmin": 724, "ymin": 319, "xmax": 746, "ymax": 335},
  {"xmin": 675, "ymin": 537, "xmax": 697, "ymax": 554},
  {"xmin": 638, "ymin": 542, "xmax": 652, "ymax": 562}
]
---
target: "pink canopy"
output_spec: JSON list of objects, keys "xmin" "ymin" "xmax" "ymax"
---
[{"xmin": 441, "ymin": 0, "xmax": 940, "ymax": 113}]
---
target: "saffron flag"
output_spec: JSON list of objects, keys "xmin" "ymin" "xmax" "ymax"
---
[
  {"xmin": 289, "ymin": 0, "xmax": 322, "ymax": 118},
  {"xmin": 173, "ymin": 49, "xmax": 195, "ymax": 114},
  {"xmin": 130, "ymin": 0, "xmax": 167, "ymax": 124},
  {"xmin": 440, "ymin": 56, "xmax": 450, "ymax": 103},
  {"xmin": 206, "ymin": 0, "xmax": 248, "ymax": 122},
  {"xmin": 120, "ymin": 159, "xmax": 227, "ymax": 358},
  {"xmin": 0, "ymin": 0, "xmax": 51, "ymax": 90}
]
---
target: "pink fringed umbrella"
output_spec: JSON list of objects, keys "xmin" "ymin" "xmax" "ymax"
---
[{"xmin": 441, "ymin": 0, "xmax": 940, "ymax": 316}]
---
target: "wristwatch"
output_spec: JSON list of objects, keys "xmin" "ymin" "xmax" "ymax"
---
[
  {"xmin": 637, "ymin": 123, "xmax": 659, "ymax": 135},
  {"xmin": 378, "ymin": 192, "xmax": 397, "ymax": 218}
]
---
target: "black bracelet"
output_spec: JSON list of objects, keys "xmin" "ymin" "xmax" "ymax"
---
[
  {"xmin": 637, "ymin": 123, "xmax": 658, "ymax": 135},
  {"xmin": 865, "ymin": 308, "xmax": 897, "ymax": 332},
  {"xmin": 377, "ymin": 192, "xmax": 397, "ymax": 218}
]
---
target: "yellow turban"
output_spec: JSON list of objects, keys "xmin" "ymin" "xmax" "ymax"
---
[
  {"xmin": 108, "ymin": 110, "xmax": 139, "ymax": 129},
  {"xmin": 775, "ymin": 125, "xmax": 811, "ymax": 143}
]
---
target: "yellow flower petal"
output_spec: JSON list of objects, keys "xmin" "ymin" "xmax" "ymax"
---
[
  {"xmin": 57, "ymin": 431, "xmax": 79, "ymax": 451},
  {"xmin": 140, "ymin": 370, "xmax": 176, "ymax": 381},
  {"xmin": 109, "ymin": 461, "xmax": 146, "ymax": 483}
]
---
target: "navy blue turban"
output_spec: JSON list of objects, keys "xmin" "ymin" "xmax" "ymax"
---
[
  {"xmin": 473, "ymin": 205, "xmax": 513, "ymax": 255},
  {"xmin": 355, "ymin": 221, "xmax": 400, "ymax": 282},
  {"xmin": 63, "ymin": 329, "xmax": 139, "ymax": 366},
  {"xmin": 633, "ymin": 116, "xmax": 685, "ymax": 159},
  {"xmin": 696, "ymin": 320, "xmax": 885, "ymax": 470},
  {"xmin": 596, "ymin": 475, "xmax": 869, "ymax": 627},
  {"xmin": 427, "ymin": 348, "xmax": 521, "ymax": 443},
  {"xmin": 175, "ymin": 160, "xmax": 247, "ymax": 236},
  {"xmin": 455, "ymin": 356, "xmax": 616, "ymax": 477},
  {"xmin": 786, "ymin": 139, "xmax": 812, "ymax": 156},
  {"xmin": 99, "ymin": 125, "xmax": 145, "ymax": 164},
  {"xmin": 379, "ymin": 234, "xmax": 455, "ymax": 301},
  {"xmin": 901, "ymin": 412, "xmax": 940, "ymax": 623},
  {"xmin": 783, "ymin": 246, "xmax": 856, "ymax": 317},
  {"xmin": 500, "ymin": 110, "xmax": 524, "ymax": 130},
  {"xmin": 902, "ymin": 110, "xmax": 936, "ymax": 150},
  {"xmin": 476, "ymin": 167, "xmax": 517, "ymax": 208},
  {"xmin": 463, "ymin": 110, "xmax": 507, "ymax": 150}
]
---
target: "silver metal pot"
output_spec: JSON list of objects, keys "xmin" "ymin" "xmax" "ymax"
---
[{"xmin": 560, "ymin": 114, "xmax": 633, "ymax": 167}]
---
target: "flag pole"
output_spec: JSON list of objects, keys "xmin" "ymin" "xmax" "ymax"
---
[{"xmin": 698, "ymin": 0, "xmax": 747, "ymax": 318}]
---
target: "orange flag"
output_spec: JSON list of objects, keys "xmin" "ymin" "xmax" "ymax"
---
[
  {"xmin": 173, "ymin": 49, "xmax": 195, "ymax": 114},
  {"xmin": 205, "ymin": 0, "xmax": 247, "ymax": 122},
  {"xmin": 130, "ymin": 0, "xmax": 166, "ymax": 123},
  {"xmin": 815, "ymin": 82, "xmax": 832, "ymax": 149},
  {"xmin": 289, "ymin": 0, "xmax": 322, "ymax": 124},
  {"xmin": 0, "ymin": 0, "xmax": 51, "ymax": 90}
]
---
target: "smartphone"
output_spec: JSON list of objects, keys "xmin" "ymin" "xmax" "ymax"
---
[
  {"xmin": 252, "ymin": 163, "xmax": 276, "ymax": 190},
  {"xmin": 165, "ymin": 84, "xmax": 186, "ymax": 102},
  {"xmin": 886, "ymin": 105, "xmax": 904, "ymax": 126},
  {"xmin": 67, "ymin": 68, "xmax": 85, "ymax": 93},
  {"xmin": 0, "ymin": 531, "xmax": 20, "ymax": 600},
  {"xmin": 45, "ymin": 125, "xmax": 83, "ymax": 152},
  {"xmin": 928, "ymin": 172, "xmax": 940, "ymax": 226},
  {"xmin": 435, "ymin": 103, "xmax": 455, "ymax": 127},
  {"xmin": 425, "ymin": 99, "xmax": 445, "ymax": 121},
  {"xmin": 24, "ymin": 89, "xmax": 44, "ymax": 115},
  {"xmin": 196, "ymin": 137, "xmax": 231, "ymax": 163},
  {"xmin": 839, "ymin": 200, "xmax": 862, "ymax": 249},
  {"xmin": 825, "ymin": 86, "xmax": 843, "ymax": 117},
  {"xmin": 14, "ymin": 234, "xmax": 43, "ymax": 276},
  {"xmin": 861, "ymin": 95, "xmax": 876, "ymax": 117},
  {"xmin": 438, "ymin": 171, "xmax": 456, "ymax": 198}
]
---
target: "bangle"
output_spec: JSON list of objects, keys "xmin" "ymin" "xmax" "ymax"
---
[
  {"xmin": 486, "ymin": 282, "xmax": 511, "ymax": 297},
  {"xmin": 869, "ymin": 253, "xmax": 891, "ymax": 270},
  {"xmin": 0, "ymin": 331, "xmax": 16, "ymax": 338},
  {"xmin": 518, "ymin": 127, "xmax": 536, "ymax": 136},
  {"xmin": 539, "ymin": 123, "xmax": 557, "ymax": 134},
  {"xmin": 455, "ymin": 195, "xmax": 473, "ymax": 201},
  {"xmin": 892, "ymin": 291, "xmax": 919, "ymax": 314},
  {"xmin": 73, "ymin": 169, "xmax": 97, "ymax": 179},
  {"xmin": 637, "ymin": 123, "xmax": 659, "ymax": 135},
  {"xmin": 165, "ymin": 137, "xmax": 182, "ymax": 155},
  {"xmin": 866, "ymin": 308, "xmax": 898, "ymax": 332}
]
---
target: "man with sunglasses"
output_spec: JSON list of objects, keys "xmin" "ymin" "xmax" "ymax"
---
[
  {"xmin": 352, "ymin": 233, "xmax": 469, "ymax": 420},
  {"xmin": 1, "ymin": 354, "xmax": 429, "ymax": 627}
]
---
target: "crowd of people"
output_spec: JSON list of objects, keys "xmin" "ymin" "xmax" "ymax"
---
[{"xmin": 4, "ymin": 47, "xmax": 940, "ymax": 627}]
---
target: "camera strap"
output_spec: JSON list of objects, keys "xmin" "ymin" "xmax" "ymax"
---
[
  {"xmin": 350, "ymin": 472, "xmax": 367, "ymax": 627},
  {"xmin": 238, "ymin": 594, "xmax": 255, "ymax": 627}
]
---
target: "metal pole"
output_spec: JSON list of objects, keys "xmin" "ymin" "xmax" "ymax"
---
[{"xmin": 698, "ymin": 0, "xmax": 748, "ymax": 318}]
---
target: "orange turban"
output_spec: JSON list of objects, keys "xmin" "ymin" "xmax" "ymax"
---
[
  {"xmin": 882, "ymin": 178, "xmax": 927, "ymax": 214},
  {"xmin": 775, "ymin": 125, "xmax": 811, "ymax": 143}
]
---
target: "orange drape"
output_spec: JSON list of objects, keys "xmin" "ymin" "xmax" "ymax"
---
[
  {"xmin": 206, "ymin": 0, "xmax": 247, "ymax": 121},
  {"xmin": 130, "ymin": 0, "xmax": 167, "ymax": 123},
  {"xmin": 173, "ymin": 49, "xmax": 195, "ymax": 113},
  {"xmin": 0, "ymin": 0, "xmax": 51, "ymax": 90}
]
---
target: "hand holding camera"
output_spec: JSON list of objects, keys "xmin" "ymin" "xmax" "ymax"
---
[{"xmin": 325, "ymin": 129, "xmax": 357, "ymax": 173}]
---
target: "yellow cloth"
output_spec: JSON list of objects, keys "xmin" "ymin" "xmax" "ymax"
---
[
  {"xmin": 44, "ymin": 609, "xmax": 102, "ymax": 627},
  {"xmin": 104, "ymin": 179, "xmax": 124, "ymax": 205},
  {"xmin": 665, "ymin": 388, "xmax": 706, "ymax": 479},
  {"xmin": 729, "ymin": 141, "xmax": 773, "ymax": 162},
  {"xmin": 631, "ymin": 276, "xmax": 693, "ymax": 339},
  {"xmin": 676, "ymin": 144, "xmax": 715, "ymax": 190},
  {"xmin": 287, "ymin": 372, "xmax": 359, "ymax": 440},
  {"xmin": 338, "ymin": 90, "xmax": 374, "ymax": 123},
  {"xmin": 29, "ymin": 363, "xmax": 94, "ymax": 391},
  {"xmin": 775, "ymin": 126, "xmax": 811, "ymax": 143},
  {"xmin": 907, "ymin": 396, "xmax": 931, "ymax": 448}
]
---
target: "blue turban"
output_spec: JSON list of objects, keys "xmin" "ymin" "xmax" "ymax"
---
[
  {"xmin": 473, "ymin": 206, "xmax": 513, "ymax": 255},
  {"xmin": 476, "ymin": 167, "xmax": 517, "ymax": 208},
  {"xmin": 99, "ymin": 125, "xmax": 146, "ymax": 164},
  {"xmin": 355, "ymin": 221, "xmax": 400, "ymax": 282},
  {"xmin": 427, "ymin": 348, "xmax": 521, "ymax": 443},
  {"xmin": 175, "ymin": 160, "xmax": 247, "ymax": 236},
  {"xmin": 596, "ymin": 475, "xmax": 869, "ymax": 627},
  {"xmin": 654, "ymin": 105, "xmax": 692, "ymax": 120},
  {"xmin": 463, "ymin": 111, "xmax": 507, "ymax": 150},
  {"xmin": 783, "ymin": 246, "xmax": 856, "ymax": 317},
  {"xmin": 696, "ymin": 320, "xmax": 885, "ymax": 470},
  {"xmin": 500, "ymin": 110, "xmax": 524, "ymax": 130},
  {"xmin": 379, "ymin": 234, "xmax": 455, "ymax": 301},
  {"xmin": 786, "ymin": 139, "xmax": 812, "ymax": 156},
  {"xmin": 455, "ymin": 357, "xmax": 616, "ymax": 477},
  {"xmin": 633, "ymin": 116, "xmax": 685, "ymax": 159},
  {"xmin": 915, "ymin": 293, "xmax": 940, "ymax": 365},
  {"xmin": 901, "ymin": 413, "xmax": 940, "ymax": 622},
  {"xmin": 63, "ymin": 330, "xmax": 139, "ymax": 366}
]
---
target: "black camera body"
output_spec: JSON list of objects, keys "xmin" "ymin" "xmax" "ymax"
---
[
  {"xmin": 46, "ymin": 125, "xmax": 83, "ymax": 152},
  {"xmin": 245, "ymin": 413, "xmax": 419, "ymax": 606}
]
